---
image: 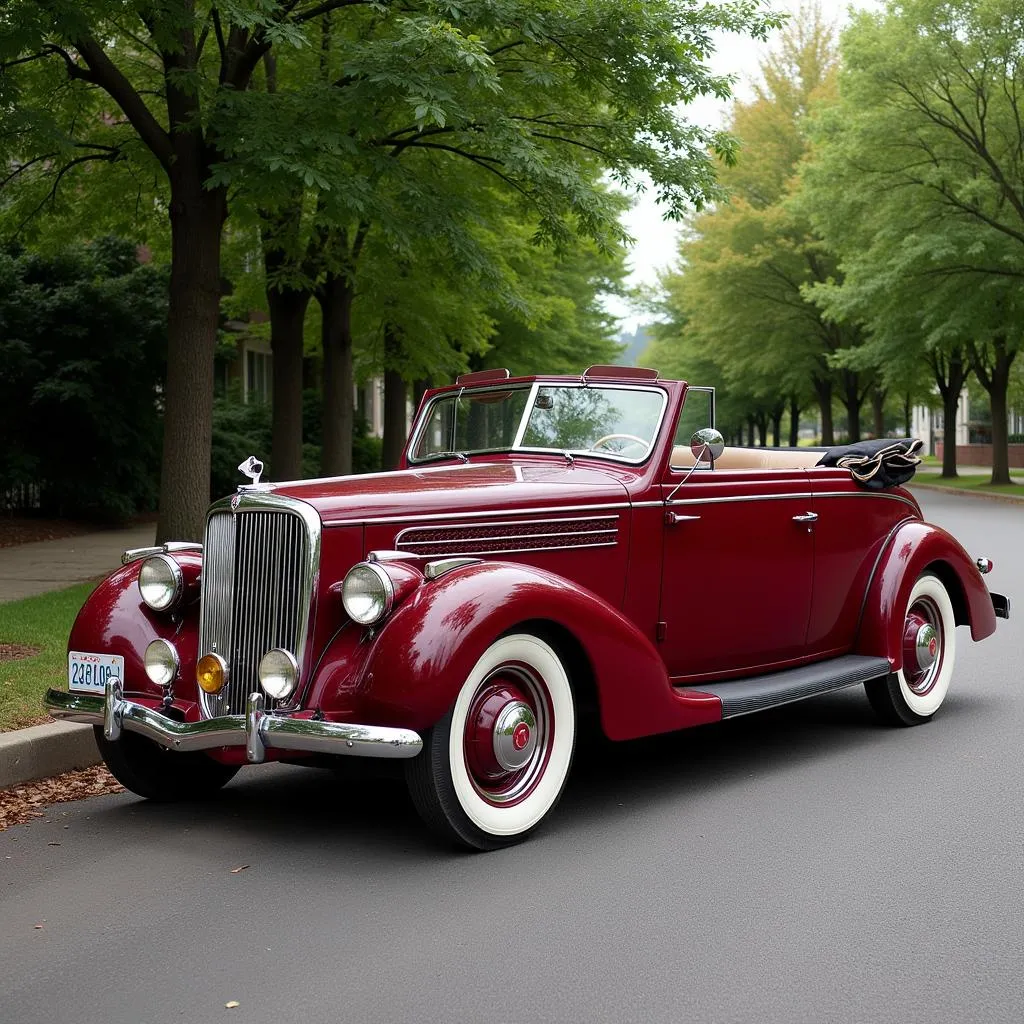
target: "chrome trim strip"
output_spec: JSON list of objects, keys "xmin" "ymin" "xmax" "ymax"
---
[
  {"xmin": 424, "ymin": 557, "xmax": 483, "ymax": 581},
  {"xmin": 122, "ymin": 542, "xmax": 203, "ymax": 566},
  {"xmin": 395, "ymin": 541, "xmax": 619, "ymax": 557},
  {"xmin": 46, "ymin": 685, "xmax": 423, "ymax": 761},
  {"xmin": 657, "ymin": 488, "xmax": 920, "ymax": 511},
  {"xmin": 397, "ymin": 529, "xmax": 619, "ymax": 548},
  {"xmin": 357, "ymin": 501, "xmax": 630, "ymax": 526}
]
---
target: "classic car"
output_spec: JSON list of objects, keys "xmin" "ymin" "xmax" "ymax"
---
[{"xmin": 47, "ymin": 366, "xmax": 1009, "ymax": 850}]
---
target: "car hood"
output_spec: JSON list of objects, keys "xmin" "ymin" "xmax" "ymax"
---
[{"xmin": 270, "ymin": 461, "xmax": 632, "ymax": 525}]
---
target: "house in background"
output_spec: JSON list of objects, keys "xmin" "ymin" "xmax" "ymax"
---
[
  {"xmin": 912, "ymin": 391, "xmax": 1024, "ymax": 467},
  {"xmin": 222, "ymin": 324, "xmax": 386, "ymax": 438}
]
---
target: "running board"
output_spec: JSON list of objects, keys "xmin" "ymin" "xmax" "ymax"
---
[{"xmin": 678, "ymin": 655, "xmax": 892, "ymax": 719}]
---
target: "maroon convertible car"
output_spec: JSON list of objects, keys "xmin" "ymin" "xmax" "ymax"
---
[{"xmin": 48, "ymin": 366, "xmax": 1009, "ymax": 849}]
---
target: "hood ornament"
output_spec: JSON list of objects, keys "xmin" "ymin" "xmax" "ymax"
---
[{"xmin": 237, "ymin": 455, "xmax": 270, "ymax": 494}]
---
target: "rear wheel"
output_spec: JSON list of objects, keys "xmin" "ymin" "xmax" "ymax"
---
[
  {"xmin": 865, "ymin": 573, "xmax": 957, "ymax": 726},
  {"xmin": 406, "ymin": 633, "xmax": 576, "ymax": 851},
  {"xmin": 95, "ymin": 728, "xmax": 239, "ymax": 801}
]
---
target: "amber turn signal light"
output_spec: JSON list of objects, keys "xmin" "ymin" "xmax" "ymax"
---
[{"xmin": 196, "ymin": 653, "xmax": 228, "ymax": 694}]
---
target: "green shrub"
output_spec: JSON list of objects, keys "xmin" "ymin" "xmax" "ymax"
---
[{"xmin": 0, "ymin": 239, "xmax": 166, "ymax": 521}]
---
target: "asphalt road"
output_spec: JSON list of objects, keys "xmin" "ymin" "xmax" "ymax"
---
[{"xmin": 2, "ymin": 488, "xmax": 1021, "ymax": 1024}]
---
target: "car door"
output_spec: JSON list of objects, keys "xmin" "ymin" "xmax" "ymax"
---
[{"xmin": 658, "ymin": 467, "xmax": 815, "ymax": 682}]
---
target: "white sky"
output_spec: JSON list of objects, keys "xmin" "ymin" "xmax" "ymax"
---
[{"xmin": 609, "ymin": 0, "xmax": 878, "ymax": 331}]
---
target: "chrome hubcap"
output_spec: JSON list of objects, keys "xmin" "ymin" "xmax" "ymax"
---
[
  {"xmin": 915, "ymin": 623, "xmax": 938, "ymax": 672},
  {"xmin": 903, "ymin": 600, "xmax": 942, "ymax": 696},
  {"xmin": 493, "ymin": 701, "xmax": 537, "ymax": 771}
]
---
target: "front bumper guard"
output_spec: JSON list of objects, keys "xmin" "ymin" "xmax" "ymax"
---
[{"xmin": 45, "ymin": 679, "xmax": 423, "ymax": 763}]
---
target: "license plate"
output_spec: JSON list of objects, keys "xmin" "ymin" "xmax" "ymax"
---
[{"xmin": 68, "ymin": 652, "xmax": 124, "ymax": 694}]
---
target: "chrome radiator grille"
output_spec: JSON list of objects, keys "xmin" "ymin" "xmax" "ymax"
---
[{"xmin": 198, "ymin": 506, "xmax": 313, "ymax": 717}]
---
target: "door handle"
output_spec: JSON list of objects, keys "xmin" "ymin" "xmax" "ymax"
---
[
  {"xmin": 792, "ymin": 511, "xmax": 818, "ymax": 523},
  {"xmin": 665, "ymin": 510, "xmax": 701, "ymax": 525}
]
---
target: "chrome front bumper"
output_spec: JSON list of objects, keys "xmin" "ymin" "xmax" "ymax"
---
[{"xmin": 45, "ymin": 679, "xmax": 423, "ymax": 763}]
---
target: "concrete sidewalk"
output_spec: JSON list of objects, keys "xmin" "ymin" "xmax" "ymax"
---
[
  {"xmin": 0, "ymin": 523, "xmax": 156, "ymax": 604},
  {"xmin": 1, "ymin": 523, "xmax": 156, "ymax": 789}
]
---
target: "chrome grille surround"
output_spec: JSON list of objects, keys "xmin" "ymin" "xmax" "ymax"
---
[{"xmin": 198, "ymin": 492, "xmax": 321, "ymax": 719}]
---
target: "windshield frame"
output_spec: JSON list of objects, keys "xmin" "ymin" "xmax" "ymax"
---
[{"xmin": 406, "ymin": 380, "xmax": 669, "ymax": 466}]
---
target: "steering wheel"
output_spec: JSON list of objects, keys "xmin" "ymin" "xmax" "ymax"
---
[{"xmin": 589, "ymin": 433, "xmax": 649, "ymax": 454}]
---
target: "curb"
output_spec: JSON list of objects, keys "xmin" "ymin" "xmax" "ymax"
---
[
  {"xmin": 0, "ymin": 721, "xmax": 100, "ymax": 790},
  {"xmin": 910, "ymin": 482, "xmax": 1024, "ymax": 506}
]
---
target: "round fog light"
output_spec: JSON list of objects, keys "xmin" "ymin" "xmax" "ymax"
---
[
  {"xmin": 258, "ymin": 648, "xmax": 299, "ymax": 700},
  {"xmin": 138, "ymin": 555, "xmax": 183, "ymax": 612},
  {"xmin": 144, "ymin": 638, "xmax": 179, "ymax": 688},
  {"xmin": 196, "ymin": 653, "xmax": 228, "ymax": 694}
]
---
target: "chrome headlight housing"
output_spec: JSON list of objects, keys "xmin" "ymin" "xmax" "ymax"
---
[
  {"xmin": 144, "ymin": 638, "xmax": 179, "ymax": 687},
  {"xmin": 258, "ymin": 648, "xmax": 299, "ymax": 700},
  {"xmin": 341, "ymin": 562, "xmax": 394, "ymax": 625},
  {"xmin": 138, "ymin": 555, "xmax": 183, "ymax": 612}
]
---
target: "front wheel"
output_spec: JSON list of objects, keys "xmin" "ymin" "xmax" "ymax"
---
[
  {"xmin": 406, "ymin": 633, "xmax": 576, "ymax": 850},
  {"xmin": 865, "ymin": 573, "xmax": 957, "ymax": 726},
  {"xmin": 95, "ymin": 728, "xmax": 240, "ymax": 801}
]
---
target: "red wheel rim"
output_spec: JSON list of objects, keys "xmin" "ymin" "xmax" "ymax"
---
[
  {"xmin": 902, "ymin": 596, "xmax": 943, "ymax": 696},
  {"xmin": 462, "ymin": 662, "xmax": 555, "ymax": 808}
]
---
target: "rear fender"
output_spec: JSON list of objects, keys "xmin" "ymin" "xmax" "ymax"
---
[
  {"xmin": 324, "ymin": 561, "xmax": 708, "ymax": 741},
  {"xmin": 856, "ymin": 521, "xmax": 996, "ymax": 668},
  {"xmin": 68, "ymin": 554, "xmax": 202, "ymax": 702}
]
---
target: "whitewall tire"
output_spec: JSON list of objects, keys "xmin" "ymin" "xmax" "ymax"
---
[
  {"xmin": 865, "ymin": 573, "xmax": 957, "ymax": 726},
  {"xmin": 406, "ymin": 633, "xmax": 576, "ymax": 850}
]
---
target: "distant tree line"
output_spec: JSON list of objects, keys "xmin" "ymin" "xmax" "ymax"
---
[{"xmin": 645, "ymin": 0, "xmax": 1024, "ymax": 485}]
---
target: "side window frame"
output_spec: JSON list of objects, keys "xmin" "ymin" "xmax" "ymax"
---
[{"xmin": 670, "ymin": 386, "xmax": 716, "ymax": 473}]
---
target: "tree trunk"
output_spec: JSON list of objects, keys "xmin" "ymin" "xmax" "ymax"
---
[
  {"xmin": 788, "ymin": 395, "xmax": 800, "ymax": 447},
  {"xmin": 413, "ymin": 378, "xmax": 432, "ymax": 418},
  {"xmin": 813, "ymin": 377, "xmax": 834, "ymax": 446},
  {"xmin": 746, "ymin": 416, "xmax": 755, "ymax": 447},
  {"xmin": 156, "ymin": 185, "xmax": 226, "ymax": 543},
  {"xmin": 755, "ymin": 413, "xmax": 768, "ymax": 447},
  {"xmin": 318, "ymin": 272, "xmax": 354, "ymax": 477},
  {"xmin": 381, "ymin": 326, "xmax": 407, "ymax": 471},
  {"xmin": 904, "ymin": 392, "xmax": 912, "ymax": 439},
  {"xmin": 771, "ymin": 403, "xmax": 783, "ymax": 447},
  {"xmin": 871, "ymin": 387, "xmax": 886, "ymax": 439},
  {"xmin": 933, "ymin": 348, "xmax": 967, "ymax": 479},
  {"xmin": 972, "ymin": 337, "xmax": 1017, "ymax": 486},
  {"xmin": 841, "ymin": 370, "xmax": 862, "ymax": 443},
  {"xmin": 266, "ymin": 285, "xmax": 310, "ymax": 482}
]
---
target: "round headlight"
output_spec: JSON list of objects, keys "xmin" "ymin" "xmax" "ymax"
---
[
  {"xmin": 258, "ymin": 648, "xmax": 299, "ymax": 700},
  {"xmin": 138, "ymin": 555, "xmax": 183, "ymax": 612},
  {"xmin": 341, "ymin": 563, "xmax": 394, "ymax": 625},
  {"xmin": 144, "ymin": 638, "xmax": 179, "ymax": 688}
]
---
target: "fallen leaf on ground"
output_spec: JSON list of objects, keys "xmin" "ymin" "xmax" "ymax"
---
[
  {"xmin": 230, "ymin": 865, "xmax": 249, "ymax": 874},
  {"xmin": 1, "ymin": 767, "xmax": 123, "ymax": 831},
  {"xmin": 225, "ymin": 1001, "xmax": 240, "ymax": 1009}
]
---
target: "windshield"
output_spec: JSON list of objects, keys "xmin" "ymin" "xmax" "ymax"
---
[{"xmin": 410, "ymin": 383, "xmax": 665, "ymax": 463}]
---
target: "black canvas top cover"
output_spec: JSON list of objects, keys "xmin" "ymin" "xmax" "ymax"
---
[{"xmin": 815, "ymin": 438, "xmax": 924, "ymax": 491}]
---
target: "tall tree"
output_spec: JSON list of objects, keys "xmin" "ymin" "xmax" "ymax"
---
[
  {"xmin": 801, "ymin": 0, "xmax": 1024, "ymax": 484},
  {"xmin": 0, "ymin": 1, "xmax": 393, "ymax": 540},
  {"xmin": 653, "ymin": 5, "xmax": 874, "ymax": 445}
]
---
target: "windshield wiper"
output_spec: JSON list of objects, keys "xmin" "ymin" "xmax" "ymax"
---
[{"xmin": 418, "ymin": 451, "xmax": 470, "ymax": 464}]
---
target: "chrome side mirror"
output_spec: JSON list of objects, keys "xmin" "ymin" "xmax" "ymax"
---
[{"xmin": 690, "ymin": 428, "xmax": 725, "ymax": 464}]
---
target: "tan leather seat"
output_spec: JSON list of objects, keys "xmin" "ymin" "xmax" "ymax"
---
[{"xmin": 671, "ymin": 445, "xmax": 824, "ymax": 470}]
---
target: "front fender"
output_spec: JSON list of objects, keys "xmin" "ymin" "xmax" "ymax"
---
[
  {"xmin": 68, "ymin": 554, "xmax": 202, "ymax": 702},
  {"xmin": 319, "ymin": 561, "xmax": 716, "ymax": 741},
  {"xmin": 856, "ymin": 521, "xmax": 997, "ymax": 668}
]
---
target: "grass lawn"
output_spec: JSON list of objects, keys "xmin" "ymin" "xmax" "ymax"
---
[
  {"xmin": 0, "ymin": 582, "xmax": 95, "ymax": 732},
  {"xmin": 913, "ymin": 473, "xmax": 1024, "ymax": 497}
]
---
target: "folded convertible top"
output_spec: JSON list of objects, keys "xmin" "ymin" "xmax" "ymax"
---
[{"xmin": 816, "ymin": 438, "xmax": 924, "ymax": 490}]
